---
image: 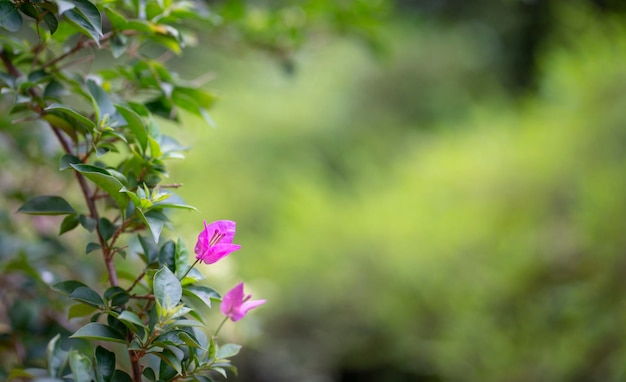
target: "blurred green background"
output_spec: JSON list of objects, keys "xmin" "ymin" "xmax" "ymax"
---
[
  {"xmin": 159, "ymin": 1, "xmax": 626, "ymax": 381},
  {"xmin": 4, "ymin": 0, "xmax": 626, "ymax": 381}
]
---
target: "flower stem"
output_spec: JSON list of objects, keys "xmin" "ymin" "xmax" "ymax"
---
[
  {"xmin": 214, "ymin": 316, "xmax": 229, "ymax": 337},
  {"xmin": 179, "ymin": 258, "xmax": 200, "ymax": 280}
]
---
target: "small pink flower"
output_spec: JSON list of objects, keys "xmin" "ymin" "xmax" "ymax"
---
[
  {"xmin": 221, "ymin": 282, "xmax": 266, "ymax": 322},
  {"xmin": 194, "ymin": 220, "xmax": 241, "ymax": 264}
]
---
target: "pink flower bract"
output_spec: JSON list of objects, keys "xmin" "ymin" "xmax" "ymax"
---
[
  {"xmin": 221, "ymin": 282, "xmax": 266, "ymax": 322},
  {"xmin": 194, "ymin": 220, "xmax": 241, "ymax": 264}
]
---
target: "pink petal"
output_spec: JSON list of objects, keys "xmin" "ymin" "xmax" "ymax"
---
[
  {"xmin": 194, "ymin": 220, "xmax": 212, "ymax": 255},
  {"xmin": 206, "ymin": 220, "xmax": 237, "ymax": 244},
  {"xmin": 221, "ymin": 282, "xmax": 244, "ymax": 317},
  {"xmin": 196, "ymin": 243, "xmax": 241, "ymax": 264},
  {"xmin": 241, "ymin": 299, "xmax": 266, "ymax": 314}
]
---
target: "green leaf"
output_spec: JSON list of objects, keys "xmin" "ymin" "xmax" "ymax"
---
[
  {"xmin": 172, "ymin": 319, "xmax": 204, "ymax": 328},
  {"xmin": 104, "ymin": 286, "xmax": 130, "ymax": 307},
  {"xmin": 182, "ymin": 285, "xmax": 220, "ymax": 310},
  {"xmin": 118, "ymin": 310, "xmax": 147, "ymax": 331},
  {"xmin": 138, "ymin": 234, "xmax": 158, "ymax": 264},
  {"xmin": 174, "ymin": 237, "xmax": 189, "ymax": 279},
  {"xmin": 153, "ymin": 192, "xmax": 197, "ymax": 211},
  {"xmin": 69, "ymin": 286, "xmax": 104, "ymax": 307},
  {"xmin": 116, "ymin": 104, "xmax": 148, "ymax": 152},
  {"xmin": 95, "ymin": 346, "xmax": 115, "ymax": 382},
  {"xmin": 153, "ymin": 266, "xmax": 182, "ymax": 312},
  {"xmin": 70, "ymin": 164, "xmax": 128, "ymax": 211},
  {"xmin": 148, "ymin": 135, "xmax": 163, "ymax": 158},
  {"xmin": 59, "ymin": 214, "xmax": 80, "ymax": 235},
  {"xmin": 46, "ymin": 334, "xmax": 68, "ymax": 378},
  {"xmin": 69, "ymin": 350, "xmax": 93, "ymax": 381},
  {"xmin": 98, "ymin": 217, "xmax": 116, "ymax": 241},
  {"xmin": 87, "ymin": 79, "xmax": 120, "ymax": 125},
  {"xmin": 0, "ymin": 0, "xmax": 22, "ymax": 32},
  {"xmin": 180, "ymin": 268, "xmax": 204, "ymax": 286},
  {"xmin": 136, "ymin": 209, "xmax": 168, "ymax": 243},
  {"xmin": 42, "ymin": 11, "xmax": 59, "ymax": 34},
  {"xmin": 176, "ymin": 330, "xmax": 201, "ymax": 348},
  {"xmin": 172, "ymin": 86, "xmax": 216, "ymax": 110},
  {"xmin": 79, "ymin": 214, "xmax": 97, "ymax": 232},
  {"xmin": 109, "ymin": 34, "xmax": 127, "ymax": 59},
  {"xmin": 18, "ymin": 195, "xmax": 76, "ymax": 215},
  {"xmin": 86, "ymin": 242, "xmax": 101, "ymax": 254},
  {"xmin": 45, "ymin": 104, "xmax": 95, "ymax": 130},
  {"xmin": 62, "ymin": 0, "xmax": 102, "ymax": 44},
  {"xmin": 152, "ymin": 348, "xmax": 182, "ymax": 375},
  {"xmin": 52, "ymin": 280, "xmax": 87, "ymax": 295},
  {"xmin": 112, "ymin": 370, "xmax": 132, "ymax": 382},
  {"xmin": 68, "ymin": 303, "xmax": 97, "ymax": 319},
  {"xmin": 142, "ymin": 367, "xmax": 157, "ymax": 382},
  {"xmin": 70, "ymin": 323, "xmax": 126, "ymax": 343},
  {"xmin": 102, "ymin": 7, "xmax": 126, "ymax": 29},
  {"xmin": 59, "ymin": 155, "xmax": 82, "ymax": 172},
  {"xmin": 45, "ymin": 79, "xmax": 67, "ymax": 99},
  {"xmin": 216, "ymin": 343, "xmax": 241, "ymax": 359},
  {"xmin": 158, "ymin": 240, "xmax": 175, "ymax": 271}
]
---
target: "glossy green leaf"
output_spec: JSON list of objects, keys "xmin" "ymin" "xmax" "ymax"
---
[
  {"xmin": 87, "ymin": 79, "xmax": 122, "ymax": 126},
  {"xmin": 172, "ymin": 319, "xmax": 204, "ymax": 328},
  {"xmin": 18, "ymin": 195, "xmax": 76, "ymax": 215},
  {"xmin": 138, "ymin": 234, "xmax": 158, "ymax": 264},
  {"xmin": 42, "ymin": 11, "xmax": 59, "ymax": 34},
  {"xmin": 174, "ymin": 237, "xmax": 189, "ymax": 279},
  {"xmin": 52, "ymin": 280, "xmax": 88, "ymax": 295},
  {"xmin": 112, "ymin": 370, "xmax": 132, "ymax": 382},
  {"xmin": 69, "ymin": 286, "xmax": 104, "ymax": 307},
  {"xmin": 172, "ymin": 86, "xmax": 216, "ymax": 110},
  {"xmin": 136, "ymin": 209, "xmax": 168, "ymax": 243},
  {"xmin": 118, "ymin": 310, "xmax": 147, "ymax": 332},
  {"xmin": 158, "ymin": 240, "xmax": 175, "ymax": 271},
  {"xmin": 116, "ymin": 104, "xmax": 148, "ymax": 152},
  {"xmin": 70, "ymin": 323, "xmax": 126, "ymax": 343},
  {"xmin": 110, "ymin": 33, "xmax": 128, "ymax": 57},
  {"xmin": 103, "ymin": 6, "xmax": 126, "ymax": 29},
  {"xmin": 47, "ymin": 334, "xmax": 68, "ymax": 378},
  {"xmin": 176, "ymin": 330, "xmax": 201, "ymax": 348},
  {"xmin": 153, "ymin": 192, "xmax": 197, "ymax": 211},
  {"xmin": 216, "ymin": 343, "xmax": 241, "ymax": 359},
  {"xmin": 98, "ymin": 217, "xmax": 116, "ymax": 241},
  {"xmin": 70, "ymin": 164, "xmax": 128, "ymax": 210},
  {"xmin": 68, "ymin": 303, "xmax": 97, "ymax": 319},
  {"xmin": 182, "ymin": 285, "xmax": 220, "ymax": 310},
  {"xmin": 154, "ymin": 266, "xmax": 182, "ymax": 312},
  {"xmin": 60, "ymin": 154, "xmax": 82, "ymax": 170},
  {"xmin": 180, "ymin": 268, "xmax": 204, "ymax": 286},
  {"xmin": 62, "ymin": 0, "xmax": 102, "ymax": 44},
  {"xmin": 45, "ymin": 104, "xmax": 95, "ymax": 129},
  {"xmin": 95, "ymin": 346, "xmax": 115, "ymax": 382},
  {"xmin": 0, "ymin": 1, "xmax": 22, "ymax": 32},
  {"xmin": 59, "ymin": 214, "xmax": 80, "ymax": 235},
  {"xmin": 44, "ymin": 79, "xmax": 67, "ymax": 99},
  {"xmin": 79, "ymin": 214, "xmax": 97, "ymax": 232},
  {"xmin": 152, "ymin": 348, "xmax": 182, "ymax": 375},
  {"xmin": 104, "ymin": 286, "xmax": 130, "ymax": 307},
  {"xmin": 142, "ymin": 367, "xmax": 157, "ymax": 382},
  {"xmin": 86, "ymin": 242, "xmax": 101, "ymax": 254},
  {"xmin": 69, "ymin": 350, "xmax": 93, "ymax": 381}
]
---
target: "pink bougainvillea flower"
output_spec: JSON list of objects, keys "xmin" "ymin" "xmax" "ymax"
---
[
  {"xmin": 221, "ymin": 282, "xmax": 266, "ymax": 322},
  {"xmin": 194, "ymin": 220, "xmax": 241, "ymax": 264}
]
